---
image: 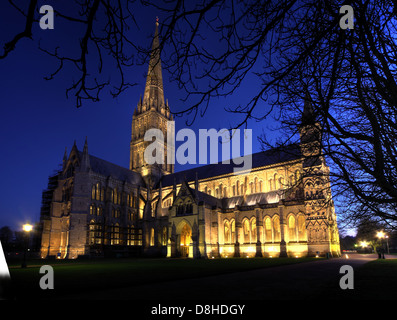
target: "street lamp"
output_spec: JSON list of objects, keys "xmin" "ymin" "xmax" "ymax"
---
[
  {"xmin": 360, "ymin": 241, "xmax": 368, "ymax": 248},
  {"xmin": 21, "ymin": 223, "xmax": 33, "ymax": 268},
  {"xmin": 376, "ymin": 230, "xmax": 387, "ymax": 259}
]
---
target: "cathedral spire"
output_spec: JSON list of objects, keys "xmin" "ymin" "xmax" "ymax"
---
[
  {"xmin": 142, "ymin": 18, "xmax": 164, "ymax": 110},
  {"xmin": 301, "ymin": 91, "xmax": 315, "ymax": 126}
]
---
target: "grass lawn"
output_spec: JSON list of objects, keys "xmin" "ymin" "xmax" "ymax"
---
[{"xmin": 7, "ymin": 257, "xmax": 318, "ymax": 299}]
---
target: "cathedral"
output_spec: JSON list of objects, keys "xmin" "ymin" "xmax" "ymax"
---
[{"xmin": 39, "ymin": 22, "xmax": 341, "ymax": 260}]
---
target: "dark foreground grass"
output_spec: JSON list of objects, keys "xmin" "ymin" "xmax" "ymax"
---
[{"xmin": 8, "ymin": 257, "xmax": 318, "ymax": 299}]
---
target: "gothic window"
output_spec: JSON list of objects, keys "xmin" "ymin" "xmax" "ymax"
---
[
  {"xmin": 259, "ymin": 180, "xmax": 263, "ymax": 192},
  {"xmin": 89, "ymin": 220, "xmax": 103, "ymax": 245},
  {"xmin": 251, "ymin": 218, "xmax": 257, "ymax": 243},
  {"xmin": 150, "ymin": 228, "xmax": 155, "ymax": 246},
  {"xmin": 186, "ymin": 202, "xmax": 193, "ymax": 214},
  {"xmin": 231, "ymin": 219, "xmax": 236, "ymax": 243},
  {"xmin": 274, "ymin": 174, "xmax": 278, "ymax": 189},
  {"xmin": 137, "ymin": 228, "xmax": 143, "ymax": 245},
  {"xmin": 96, "ymin": 183, "xmax": 100, "ymax": 200},
  {"xmin": 224, "ymin": 220, "xmax": 231, "ymax": 244},
  {"xmin": 297, "ymin": 215, "xmax": 307, "ymax": 241},
  {"xmin": 128, "ymin": 210, "xmax": 134, "ymax": 221},
  {"xmin": 91, "ymin": 185, "xmax": 96, "ymax": 200},
  {"xmin": 295, "ymin": 170, "xmax": 301, "ymax": 183},
  {"xmin": 264, "ymin": 217, "xmax": 272, "ymax": 242},
  {"xmin": 127, "ymin": 225, "xmax": 134, "ymax": 246},
  {"xmin": 110, "ymin": 223, "xmax": 120, "ymax": 245},
  {"xmin": 90, "ymin": 204, "xmax": 96, "ymax": 215},
  {"xmin": 273, "ymin": 216, "xmax": 281, "ymax": 242},
  {"xmin": 113, "ymin": 189, "xmax": 117, "ymax": 204},
  {"xmin": 97, "ymin": 205, "xmax": 102, "ymax": 216},
  {"xmin": 288, "ymin": 215, "xmax": 296, "ymax": 242},
  {"xmin": 89, "ymin": 220, "xmax": 95, "ymax": 245},
  {"xmin": 243, "ymin": 219, "xmax": 251, "ymax": 243},
  {"xmin": 162, "ymin": 226, "xmax": 167, "ymax": 246}
]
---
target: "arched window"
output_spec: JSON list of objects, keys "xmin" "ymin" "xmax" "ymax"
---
[
  {"xmin": 288, "ymin": 215, "xmax": 296, "ymax": 242},
  {"xmin": 231, "ymin": 219, "xmax": 236, "ymax": 243},
  {"xmin": 127, "ymin": 225, "xmax": 134, "ymax": 246},
  {"xmin": 224, "ymin": 220, "xmax": 231, "ymax": 244},
  {"xmin": 150, "ymin": 228, "xmax": 155, "ymax": 246},
  {"xmin": 111, "ymin": 223, "xmax": 120, "ymax": 245},
  {"xmin": 109, "ymin": 189, "xmax": 114, "ymax": 204},
  {"xmin": 264, "ymin": 217, "xmax": 272, "ymax": 242},
  {"xmin": 89, "ymin": 220, "xmax": 96, "ymax": 245},
  {"xmin": 297, "ymin": 215, "xmax": 307, "ymax": 241},
  {"xmin": 162, "ymin": 226, "xmax": 167, "ymax": 246},
  {"xmin": 91, "ymin": 185, "xmax": 96, "ymax": 200},
  {"xmin": 90, "ymin": 204, "xmax": 96, "ymax": 215},
  {"xmin": 95, "ymin": 183, "xmax": 100, "ymax": 200},
  {"xmin": 251, "ymin": 218, "xmax": 257, "ymax": 243},
  {"xmin": 243, "ymin": 219, "xmax": 250, "ymax": 243},
  {"xmin": 273, "ymin": 216, "xmax": 281, "ymax": 242},
  {"xmin": 295, "ymin": 170, "xmax": 301, "ymax": 183}
]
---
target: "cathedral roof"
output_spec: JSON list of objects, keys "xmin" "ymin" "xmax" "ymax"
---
[
  {"xmin": 159, "ymin": 143, "xmax": 301, "ymax": 188},
  {"xmin": 78, "ymin": 151, "xmax": 145, "ymax": 186}
]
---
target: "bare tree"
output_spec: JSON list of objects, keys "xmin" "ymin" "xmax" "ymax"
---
[
  {"xmin": 2, "ymin": 0, "xmax": 397, "ymax": 230},
  {"xmin": 1, "ymin": 0, "xmax": 149, "ymax": 107},
  {"xmin": 149, "ymin": 0, "xmax": 397, "ymax": 230}
]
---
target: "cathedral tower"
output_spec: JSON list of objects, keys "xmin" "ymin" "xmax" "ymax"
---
[
  {"xmin": 130, "ymin": 20, "xmax": 174, "ymax": 188},
  {"xmin": 299, "ymin": 95, "xmax": 340, "ymax": 256}
]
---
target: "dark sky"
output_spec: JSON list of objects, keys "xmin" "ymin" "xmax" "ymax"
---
[{"xmin": 0, "ymin": 2, "xmax": 278, "ymax": 231}]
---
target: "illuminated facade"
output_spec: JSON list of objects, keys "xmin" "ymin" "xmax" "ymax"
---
[{"xmin": 39, "ymin": 22, "xmax": 340, "ymax": 259}]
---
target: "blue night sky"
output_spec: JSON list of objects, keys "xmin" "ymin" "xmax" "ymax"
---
[{"xmin": 0, "ymin": 2, "xmax": 278, "ymax": 231}]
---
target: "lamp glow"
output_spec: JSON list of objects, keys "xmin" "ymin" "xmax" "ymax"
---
[{"xmin": 23, "ymin": 224, "xmax": 33, "ymax": 232}]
